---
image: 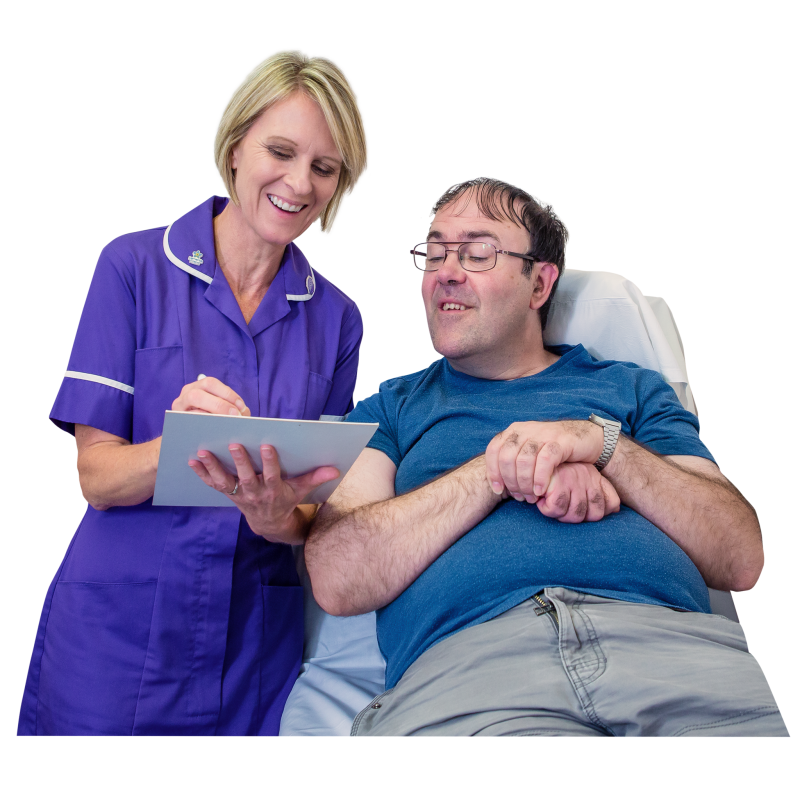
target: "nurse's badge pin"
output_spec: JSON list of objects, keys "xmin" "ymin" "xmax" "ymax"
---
[{"xmin": 188, "ymin": 250, "xmax": 204, "ymax": 266}]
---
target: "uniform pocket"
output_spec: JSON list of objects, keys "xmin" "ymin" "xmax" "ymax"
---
[
  {"xmin": 133, "ymin": 345, "xmax": 184, "ymax": 443},
  {"xmin": 303, "ymin": 371, "xmax": 333, "ymax": 420},
  {"xmin": 37, "ymin": 581, "xmax": 157, "ymax": 735},
  {"xmin": 260, "ymin": 585, "xmax": 304, "ymax": 722}
]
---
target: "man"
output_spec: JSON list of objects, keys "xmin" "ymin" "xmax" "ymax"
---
[{"xmin": 305, "ymin": 178, "xmax": 787, "ymax": 736}]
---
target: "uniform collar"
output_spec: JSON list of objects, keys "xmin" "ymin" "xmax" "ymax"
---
[
  {"xmin": 162, "ymin": 196, "xmax": 316, "ymax": 302},
  {"xmin": 281, "ymin": 242, "xmax": 316, "ymax": 301}
]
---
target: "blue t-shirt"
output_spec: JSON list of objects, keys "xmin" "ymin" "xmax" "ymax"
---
[{"xmin": 347, "ymin": 344, "xmax": 716, "ymax": 689}]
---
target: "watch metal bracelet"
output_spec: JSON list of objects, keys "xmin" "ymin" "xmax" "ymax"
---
[{"xmin": 588, "ymin": 413, "xmax": 622, "ymax": 471}]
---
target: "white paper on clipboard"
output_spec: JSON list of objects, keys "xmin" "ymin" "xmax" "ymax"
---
[{"xmin": 152, "ymin": 411, "xmax": 378, "ymax": 507}]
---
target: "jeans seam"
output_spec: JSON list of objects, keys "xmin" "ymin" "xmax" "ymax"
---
[
  {"xmin": 508, "ymin": 729, "xmax": 608, "ymax": 737},
  {"xmin": 571, "ymin": 597, "xmax": 607, "ymax": 685},
  {"xmin": 553, "ymin": 592, "xmax": 613, "ymax": 735},
  {"xmin": 351, "ymin": 688, "xmax": 395, "ymax": 736},
  {"xmin": 673, "ymin": 705, "xmax": 782, "ymax": 736}
]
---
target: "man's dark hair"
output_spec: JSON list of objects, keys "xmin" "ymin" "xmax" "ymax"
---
[{"xmin": 432, "ymin": 178, "xmax": 568, "ymax": 329}]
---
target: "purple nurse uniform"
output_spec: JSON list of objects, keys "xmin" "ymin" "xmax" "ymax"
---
[{"xmin": 18, "ymin": 196, "xmax": 362, "ymax": 735}]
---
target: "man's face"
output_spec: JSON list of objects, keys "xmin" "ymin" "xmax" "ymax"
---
[{"xmin": 422, "ymin": 196, "xmax": 538, "ymax": 376}]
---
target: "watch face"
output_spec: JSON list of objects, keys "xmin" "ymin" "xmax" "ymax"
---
[{"xmin": 590, "ymin": 413, "xmax": 620, "ymax": 428}]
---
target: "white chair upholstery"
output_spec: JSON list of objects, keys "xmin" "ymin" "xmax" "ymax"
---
[
  {"xmin": 544, "ymin": 270, "xmax": 697, "ymax": 415},
  {"xmin": 279, "ymin": 269, "xmax": 733, "ymax": 736},
  {"xmin": 544, "ymin": 270, "xmax": 736, "ymax": 622}
]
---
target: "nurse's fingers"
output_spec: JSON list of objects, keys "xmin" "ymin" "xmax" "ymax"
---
[
  {"xmin": 259, "ymin": 446, "xmax": 339, "ymax": 502},
  {"xmin": 188, "ymin": 457, "xmax": 233, "ymax": 493},
  {"xmin": 229, "ymin": 445, "xmax": 258, "ymax": 492},
  {"xmin": 286, "ymin": 465, "xmax": 340, "ymax": 502},
  {"xmin": 172, "ymin": 377, "xmax": 250, "ymax": 417},
  {"xmin": 197, "ymin": 377, "xmax": 250, "ymax": 415},
  {"xmin": 194, "ymin": 450, "xmax": 237, "ymax": 493},
  {"xmin": 259, "ymin": 445, "xmax": 281, "ymax": 484}
]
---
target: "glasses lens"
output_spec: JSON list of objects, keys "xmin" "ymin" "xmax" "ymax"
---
[
  {"xmin": 412, "ymin": 243, "xmax": 446, "ymax": 271},
  {"xmin": 458, "ymin": 242, "xmax": 496, "ymax": 271}
]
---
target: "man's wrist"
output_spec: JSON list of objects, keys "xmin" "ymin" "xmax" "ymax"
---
[
  {"xmin": 588, "ymin": 414, "xmax": 622, "ymax": 471},
  {"xmin": 598, "ymin": 434, "xmax": 642, "ymax": 485},
  {"xmin": 465, "ymin": 454, "xmax": 507, "ymax": 502}
]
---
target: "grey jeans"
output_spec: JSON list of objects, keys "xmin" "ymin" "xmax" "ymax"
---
[{"xmin": 352, "ymin": 588, "xmax": 788, "ymax": 736}]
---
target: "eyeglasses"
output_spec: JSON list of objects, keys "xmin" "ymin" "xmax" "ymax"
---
[{"xmin": 410, "ymin": 241, "xmax": 536, "ymax": 272}]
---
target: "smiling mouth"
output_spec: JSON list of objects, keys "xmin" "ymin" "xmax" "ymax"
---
[
  {"xmin": 268, "ymin": 194, "xmax": 306, "ymax": 213},
  {"xmin": 440, "ymin": 302, "xmax": 470, "ymax": 311}
]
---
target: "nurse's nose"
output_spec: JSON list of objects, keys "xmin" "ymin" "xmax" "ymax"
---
[
  {"xmin": 284, "ymin": 160, "xmax": 313, "ymax": 199},
  {"xmin": 436, "ymin": 249, "xmax": 468, "ymax": 285}
]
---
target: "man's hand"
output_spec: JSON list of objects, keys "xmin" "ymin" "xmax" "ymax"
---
[
  {"xmin": 535, "ymin": 462, "xmax": 620, "ymax": 522},
  {"xmin": 485, "ymin": 420, "xmax": 604, "ymax": 501}
]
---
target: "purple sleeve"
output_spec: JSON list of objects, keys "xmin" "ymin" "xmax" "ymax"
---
[
  {"xmin": 50, "ymin": 242, "xmax": 136, "ymax": 440},
  {"xmin": 321, "ymin": 302, "xmax": 363, "ymax": 417}
]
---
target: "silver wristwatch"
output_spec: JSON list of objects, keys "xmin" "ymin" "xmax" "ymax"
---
[{"xmin": 588, "ymin": 413, "xmax": 622, "ymax": 471}]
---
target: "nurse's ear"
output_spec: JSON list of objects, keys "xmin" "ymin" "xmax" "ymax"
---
[{"xmin": 228, "ymin": 146, "xmax": 240, "ymax": 184}]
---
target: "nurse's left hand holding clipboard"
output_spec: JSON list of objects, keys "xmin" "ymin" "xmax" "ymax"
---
[
  {"xmin": 74, "ymin": 375, "xmax": 338, "ymax": 545},
  {"xmin": 185, "ymin": 376, "xmax": 340, "ymax": 545}
]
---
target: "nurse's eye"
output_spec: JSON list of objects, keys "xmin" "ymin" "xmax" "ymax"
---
[
  {"xmin": 267, "ymin": 146, "xmax": 293, "ymax": 160},
  {"xmin": 312, "ymin": 163, "xmax": 337, "ymax": 178}
]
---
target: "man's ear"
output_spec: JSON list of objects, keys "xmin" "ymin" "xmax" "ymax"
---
[{"xmin": 529, "ymin": 262, "xmax": 559, "ymax": 311}]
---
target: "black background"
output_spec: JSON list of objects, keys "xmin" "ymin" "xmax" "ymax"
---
[{"xmin": 26, "ymin": 36, "xmax": 783, "ymax": 720}]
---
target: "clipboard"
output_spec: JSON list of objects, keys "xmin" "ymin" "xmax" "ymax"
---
[{"xmin": 152, "ymin": 411, "xmax": 378, "ymax": 507}]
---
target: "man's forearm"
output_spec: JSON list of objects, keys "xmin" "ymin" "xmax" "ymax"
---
[
  {"xmin": 603, "ymin": 436, "xmax": 763, "ymax": 591},
  {"xmin": 306, "ymin": 455, "xmax": 501, "ymax": 616}
]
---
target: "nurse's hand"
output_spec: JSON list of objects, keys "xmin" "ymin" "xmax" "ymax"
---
[
  {"xmin": 172, "ymin": 376, "xmax": 251, "ymax": 416},
  {"xmin": 188, "ymin": 444, "xmax": 339, "ymax": 545}
]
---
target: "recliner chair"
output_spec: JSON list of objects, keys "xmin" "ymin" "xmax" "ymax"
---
[{"xmin": 279, "ymin": 269, "xmax": 740, "ymax": 735}]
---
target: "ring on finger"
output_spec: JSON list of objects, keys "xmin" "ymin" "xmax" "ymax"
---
[{"xmin": 228, "ymin": 478, "xmax": 239, "ymax": 496}]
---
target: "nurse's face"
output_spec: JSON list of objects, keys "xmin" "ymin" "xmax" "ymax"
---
[{"xmin": 230, "ymin": 92, "xmax": 342, "ymax": 247}]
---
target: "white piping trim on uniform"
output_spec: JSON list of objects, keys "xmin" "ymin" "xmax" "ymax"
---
[
  {"xmin": 319, "ymin": 414, "xmax": 345, "ymax": 422},
  {"xmin": 286, "ymin": 267, "xmax": 316, "ymax": 302},
  {"xmin": 163, "ymin": 224, "xmax": 213, "ymax": 284},
  {"xmin": 65, "ymin": 371, "xmax": 135, "ymax": 395},
  {"xmin": 163, "ymin": 222, "xmax": 315, "ymax": 299}
]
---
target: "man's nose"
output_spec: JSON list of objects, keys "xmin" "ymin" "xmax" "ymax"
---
[{"xmin": 437, "ymin": 250, "xmax": 467, "ymax": 284}]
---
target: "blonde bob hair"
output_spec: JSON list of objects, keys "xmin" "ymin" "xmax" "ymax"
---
[{"xmin": 215, "ymin": 52, "xmax": 367, "ymax": 231}]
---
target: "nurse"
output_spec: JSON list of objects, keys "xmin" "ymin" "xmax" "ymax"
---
[{"xmin": 18, "ymin": 52, "xmax": 367, "ymax": 735}]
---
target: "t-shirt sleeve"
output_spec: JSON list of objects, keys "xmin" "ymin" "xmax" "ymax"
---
[
  {"xmin": 630, "ymin": 370, "xmax": 716, "ymax": 463},
  {"xmin": 50, "ymin": 241, "xmax": 136, "ymax": 440},
  {"xmin": 321, "ymin": 301, "xmax": 363, "ymax": 418},
  {"xmin": 345, "ymin": 378, "xmax": 405, "ymax": 467}
]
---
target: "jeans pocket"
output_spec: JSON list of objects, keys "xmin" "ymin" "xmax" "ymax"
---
[{"xmin": 38, "ymin": 581, "xmax": 157, "ymax": 735}]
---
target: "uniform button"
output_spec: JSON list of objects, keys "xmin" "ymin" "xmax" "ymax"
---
[{"xmin": 371, "ymin": 702, "xmax": 382, "ymax": 709}]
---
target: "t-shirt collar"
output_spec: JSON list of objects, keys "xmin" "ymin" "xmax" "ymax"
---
[{"xmin": 443, "ymin": 343, "xmax": 586, "ymax": 384}]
